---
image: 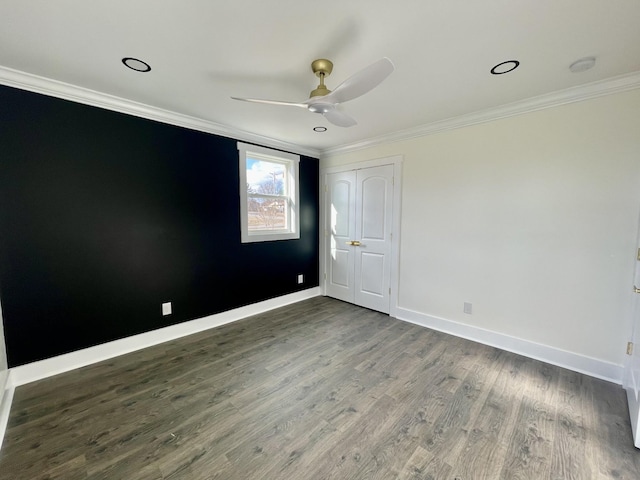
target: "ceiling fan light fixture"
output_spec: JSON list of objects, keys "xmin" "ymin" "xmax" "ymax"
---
[{"xmin": 308, "ymin": 103, "xmax": 334, "ymax": 114}]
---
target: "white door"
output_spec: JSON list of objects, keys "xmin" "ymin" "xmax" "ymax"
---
[
  {"xmin": 325, "ymin": 170, "xmax": 356, "ymax": 304},
  {"xmin": 325, "ymin": 164, "xmax": 394, "ymax": 313},
  {"xmin": 624, "ymin": 242, "xmax": 640, "ymax": 448}
]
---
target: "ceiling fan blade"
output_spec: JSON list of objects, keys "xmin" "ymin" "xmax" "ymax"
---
[
  {"xmin": 323, "ymin": 109, "xmax": 357, "ymax": 127},
  {"xmin": 231, "ymin": 97, "xmax": 307, "ymax": 108},
  {"xmin": 323, "ymin": 57, "xmax": 395, "ymax": 104}
]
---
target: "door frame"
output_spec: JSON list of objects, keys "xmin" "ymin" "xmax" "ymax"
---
[
  {"xmin": 623, "ymin": 209, "xmax": 640, "ymax": 448},
  {"xmin": 320, "ymin": 155, "xmax": 403, "ymax": 317}
]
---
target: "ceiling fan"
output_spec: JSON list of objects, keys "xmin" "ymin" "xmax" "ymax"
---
[{"xmin": 231, "ymin": 57, "xmax": 394, "ymax": 127}]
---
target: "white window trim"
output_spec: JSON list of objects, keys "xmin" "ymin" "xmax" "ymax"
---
[{"xmin": 238, "ymin": 142, "xmax": 300, "ymax": 243}]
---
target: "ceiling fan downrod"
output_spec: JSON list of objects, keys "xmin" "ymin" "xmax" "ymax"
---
[{"xmin": 310, "ymin": 59, "xmax": 333, "ymax": 98}]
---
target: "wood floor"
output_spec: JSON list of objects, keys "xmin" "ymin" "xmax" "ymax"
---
[{"xmin": 0, "ymin": 297, "xmax": 638, "ymax": 479}]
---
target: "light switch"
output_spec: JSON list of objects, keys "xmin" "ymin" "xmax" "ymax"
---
[{"xmin": 162, "ymin": 302, "xmax": 172, "ymax": 316}]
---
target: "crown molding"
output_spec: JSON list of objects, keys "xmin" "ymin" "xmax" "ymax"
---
[
  {"xmin": 0, "ymin": 65, "xmax": 322, "ymax": 158},
  {"xmin": 3, "ymin": 65, "xmax": 639, "ymax": 160},
  {"xmin": 321, "ymin": 70, "xmax": 640, "ymax": 157}
]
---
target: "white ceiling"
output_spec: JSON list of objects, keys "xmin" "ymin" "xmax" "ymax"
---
[{"xmin": 1, "ymin": 1, "xmax": 639, "ymax": 156}]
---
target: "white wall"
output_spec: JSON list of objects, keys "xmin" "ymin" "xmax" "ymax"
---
[{"xmin": 322, "ymin": 89, "xmax": 640, "ymax": 371}]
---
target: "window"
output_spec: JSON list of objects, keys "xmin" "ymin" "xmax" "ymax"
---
[{"xmin": 238, "ymin": 142, "xmax": 300, "ymax": 242}]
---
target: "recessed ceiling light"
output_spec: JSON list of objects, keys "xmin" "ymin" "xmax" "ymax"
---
[
  {"xmin": 491, "ymin": 60, "xmax": 520, "ymax": 75},
  {"xmin": 122, "ymin": 57, "xmax": 151, "ymax": 72},
  {"xmin": 569, "ymin": 57, "xmax": 596, "ymax": 73},
  {"xmin": 313, "ymin": 126, "xmax": 327, "ymax": 132}
]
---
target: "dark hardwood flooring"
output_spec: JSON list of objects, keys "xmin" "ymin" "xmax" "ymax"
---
[{"xmin": 0, "ymin": 296, "xmax": 638, "ymax": 479}]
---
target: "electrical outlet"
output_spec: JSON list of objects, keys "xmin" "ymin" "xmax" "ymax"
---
[
  {"xmin": 297, "ymin": 274, "xmax": 304, "ymax": 284},
  {"xmin": 464, "ymin": 302, "xmax": 472, "ymax": 315},
  {"xmin": 162, "ymin": 302, "xmax": 172, "ymax": 316}
]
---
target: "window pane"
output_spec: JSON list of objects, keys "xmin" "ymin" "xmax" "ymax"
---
[
  {"xmin": 238, "ymin": 141, "xmax": 299, "ymax": 243},
  {"xmin": 246, "ymin": 158, "xmax": 286, "ymax": 196},
  {"xmin": 247, "ymin": 197, "xmax": 287, "ymax": 231}
]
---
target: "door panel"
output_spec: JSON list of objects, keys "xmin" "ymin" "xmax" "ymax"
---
[
  {"xmin": 361, "ymin": 176, "xmax": 387, "ymax": 240},
  {"xmin": 330, "ymin": 250, "xmax": 350, "ymax": 289},
  {"xmin": 359, "ymin": 252, "xmax": 385, "ymax": 295},
  {"xmin": 325, "ymin": 164, "xmax": 393, "ymax": 314},
  {"xmin": 332, "ymin": 180, "xmax": 352, "ymax": 237}
]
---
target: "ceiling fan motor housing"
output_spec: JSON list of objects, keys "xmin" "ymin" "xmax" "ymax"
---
[
  {"xmin": 310, "ymin": 85, "xmax": 331, "ymax": 98},
  {"xmin": 311, "ymin": 59, "xmax": 333, "ymax": 77}
]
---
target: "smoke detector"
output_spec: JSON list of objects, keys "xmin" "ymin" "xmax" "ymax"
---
[{"xmin": 569, "ymin": 57, "xmax": 596, "ymax": 73}]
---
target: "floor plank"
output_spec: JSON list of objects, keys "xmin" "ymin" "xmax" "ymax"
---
[{"xmin": 0, "ymin": 296, "xmax": 638, "ymax": 479}]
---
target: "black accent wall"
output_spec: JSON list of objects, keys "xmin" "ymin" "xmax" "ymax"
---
[{"xmin": 0, "ymin": 85, "xmax": 319, "ymax": 367}]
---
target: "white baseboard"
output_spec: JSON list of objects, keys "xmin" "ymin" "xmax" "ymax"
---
[
  {"xmin": 9, "ymin": 288, "xmax": 321, "ymax": 388},
  {"xmin": 395, "ymin": 307, "xmax": 623, "ymax": 385}
]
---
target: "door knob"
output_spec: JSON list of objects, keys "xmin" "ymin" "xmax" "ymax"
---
[
  {"xmin": 635, "ymin": 286, "xmax": 640, "ymax": 294},
  {"xmin": 345, "ymin": 240, "xmax": 362, "ymax": 246}
]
